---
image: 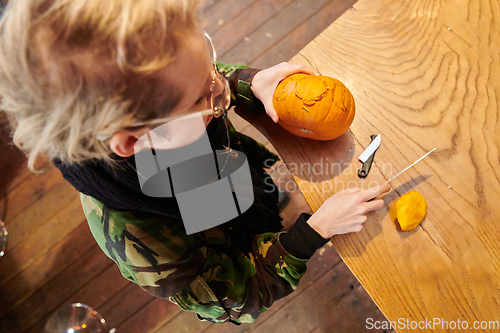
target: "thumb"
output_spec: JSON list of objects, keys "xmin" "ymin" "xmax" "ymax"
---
[{"xmin": 264, "ymin": 102, "xmax": 279, "ymax": 123}]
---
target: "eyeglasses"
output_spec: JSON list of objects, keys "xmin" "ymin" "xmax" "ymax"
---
[
  {"xmin": 204, "ymin": 32, "xmax": 231, "ymax": 119},
  {"xmin": 96, "ymin": 32, "xmax": 231, "ymax": 142}
]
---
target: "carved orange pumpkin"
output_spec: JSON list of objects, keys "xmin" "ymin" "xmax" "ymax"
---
[{"xmin": 273, "ymin": 73, "xmax": 355, "ymax": 141}]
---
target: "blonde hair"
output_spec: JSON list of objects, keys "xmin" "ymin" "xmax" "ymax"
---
[{"xmin": 0, "ymin": 0, "xmax": 201, "ymax": 170}]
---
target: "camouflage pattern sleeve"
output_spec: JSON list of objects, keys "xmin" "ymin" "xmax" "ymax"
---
[
  {"xmin": 217, "ymin": 62, "xmax": 265, "ymax": 114},
  {"xmin": 80, "ymin": 193, "xmax": 314, "ymax": 324}
]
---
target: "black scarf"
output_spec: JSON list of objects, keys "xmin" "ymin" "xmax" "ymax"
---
[{"xmin": 54, "ymin": 117, "xmax": 283, "ymax": 241}]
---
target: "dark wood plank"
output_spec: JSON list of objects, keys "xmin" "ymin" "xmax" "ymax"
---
[
  {"xmin": 210, "ymin": 0, "xmax": 295, "ymax": 56},
  {"xmin": 0, "ymin": 112, "xmax": 51, "ymax": 197},
  {"xmin": 219, "ymin": 0, "xmax": 335, "ymax": 66},
  {"xmin": 0, "ymin": 198, "xmax": 83, "ymax": 286},
  {"xmin": 116, "ymin": 297, "xmax": 182, "ymax": 333},
  {"xmin": 0, "ymin": 245, "xmax": 110, "ymax": 333},
  {"xmin": 0, "ymin": 210, "xmax": 89, "ymax": 317},
  {"xmin": 0, "ymin": 166, "xmax": 66, "ymax": 223},
  {"xmin": 307, "ymin": 285, "xmax": 393, "ymax": 333},
  {"xmin": 250, "ymin": 0, "xmax": 358, "ymax": 69},
  {"xmin": 156, "ymin": 309, "xmax": 212, "ymax": 333},
  {"xmin": 98, "ymin": 282, "xmax": 156, "ymax": 330},
  {"xmin": 64, "ymin": 264, "xmax": 130, "ymax": 316},
  {"xmin": 3, "ymin": 177, "xmax": 78, "ymax": 251},
  {"xmin": 199, "ymin": 0, "xmax": 222, "ymax": 13},
  {"xmin": 0, "ymin": 139, "xmax": 27, "ymax": 199},
  {"xmin": 200, "ymin": 0, "xmax": 254, "ymax": 35},
  {"xmin": 23, "ymin": 264, "xmax": 130, "ymax": 333},
  {"xmin": 309, "ymin": 284, "xmax": 391, "ymax": 333},
  {"xmin": 0, "ymin": 161, "xmax": 52, "ymax": 205},
  {"xmin": 0, "ymin": 222, "xmax": 96, "ymax": 317}
]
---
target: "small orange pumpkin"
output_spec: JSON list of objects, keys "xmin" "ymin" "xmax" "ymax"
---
[
  {"xmin": 273, "ymin": 73, "xmax": 355, "ymax": 141},
  {"xmin": 395, "ymin": 190, "xmax": 427, "ymax": 231}
]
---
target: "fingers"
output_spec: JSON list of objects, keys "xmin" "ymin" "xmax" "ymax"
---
[
  {"xmin": 343, "ymin": 187, "xmax": 364, "ymax": 194},
  {"xmin": 362, "ymin": 198, "xmax": 386, "ymax": 213},
  {"xmin": 344, "ymin": 217, "xmax": 367, "ymax": 233},
  {"xmin": 276, "ymin": 62, "xmax": 314, "ymax": 77},
  {"xmin": 360, "ymin": 183, "xmax": 391, "ymax": 201},
  {"xmin": 351, "ymin": 223, "xmax": 364, "ymax": 233},
  {"xmin": 263, "ymin": 62, "xmax": 313, "ymax": 78},
  {"xmin": 334, "ymin": 220, "xmax": 365, "ymax": 235},
  {"xmin": 251, "ymin": 62, "xmax": 314, "ymax": 123},
  {"xmin": 295, "ymin": 64, "xmax": 315, "ymax": 75},
  {"xmin": 265, "ymin": 105, "xmax": 279, "ymax": 123},
  {"xmin": 379, "ymin": 183, "xmax": 391, "ymax": 194}
]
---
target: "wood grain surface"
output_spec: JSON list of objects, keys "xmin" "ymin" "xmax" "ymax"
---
[
  {"xmin": 1, "ymin": 0, "xmax": 393, "ymax": 332},
  {"xmin": 240, "ymin": 0, "xmax": 500, "ymax": 331}
]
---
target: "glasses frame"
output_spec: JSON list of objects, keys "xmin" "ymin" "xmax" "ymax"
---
[{"xmin": 96, "ymin": 32, "xmax": 231, "ymax": 142}]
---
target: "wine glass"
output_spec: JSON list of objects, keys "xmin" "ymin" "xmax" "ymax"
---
[
  {"xmin": 44, "ymin": 303, "xmax": 116, "ymax": 333},
  {"xmin": 0, "ymin": 219, "xmax": 7, "ymax": 258}
]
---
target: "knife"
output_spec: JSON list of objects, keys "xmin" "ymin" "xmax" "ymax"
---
[
  {"xmin": 358, "ymin": 134, "xmax": 381, "ymax": 178},
  {"xmin": 386, "ymin": 148, "xmax": 436, "ymax": 184}
]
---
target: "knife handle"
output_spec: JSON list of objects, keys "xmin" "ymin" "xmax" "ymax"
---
[{"xmin": 358, "ymin": 135, "xmax": 378, "ymax": 178}]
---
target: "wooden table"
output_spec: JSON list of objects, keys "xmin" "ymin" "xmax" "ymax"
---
[{"xmin": 241, "ymin": 0, "xmax": 500, "ymax": 331}]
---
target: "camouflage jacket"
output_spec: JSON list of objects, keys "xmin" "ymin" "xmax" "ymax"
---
[{"xmin": 79, "ymin": 63, "xmax": 330, "ymax": 324}]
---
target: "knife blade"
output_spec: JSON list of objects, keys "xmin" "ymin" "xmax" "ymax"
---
[
  {"xmin": 386, "ymin": 148, "xmax": 436, "ymax": 184},
  {"xmin": 358, "ymin": 134, "xmax": 381, "ymax": 162}
]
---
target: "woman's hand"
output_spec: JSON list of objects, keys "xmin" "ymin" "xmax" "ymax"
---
[
  {"xmin": 307, "ymin": 184, "xmax": 391, "ymax": 239},
  {"xmin": 251, "ymin": 62, "xmax": 314, "ymax": 123}
]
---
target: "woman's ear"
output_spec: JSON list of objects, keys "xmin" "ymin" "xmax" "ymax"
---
[{"xmin": 109, "ymin": 128, "xmax": 149, "ymax": 157}]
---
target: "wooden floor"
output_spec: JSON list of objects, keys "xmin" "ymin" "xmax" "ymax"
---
[{"xmin": 0, "ymin": 0, "xmax": 392, "ymax": 332}]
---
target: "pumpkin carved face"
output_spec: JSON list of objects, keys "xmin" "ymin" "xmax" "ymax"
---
[{"xmin": 272, "ymin": 73, "xmax": 355, "ymax": 141}]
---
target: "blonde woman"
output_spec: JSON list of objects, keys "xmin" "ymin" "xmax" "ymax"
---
[{"xmin": 0, "ymin": 0, "xmax": 390, "ymax": 325}]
